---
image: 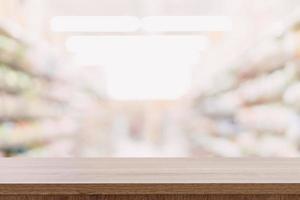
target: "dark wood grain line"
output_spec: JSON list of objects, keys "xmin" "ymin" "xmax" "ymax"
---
[
  {"xmin": 1, "ymin": 184, "xmax": 300, "ymax": 195},
  {"xmin": 1, "ymin": 195, "xmax": 300, "ymax": 200}
]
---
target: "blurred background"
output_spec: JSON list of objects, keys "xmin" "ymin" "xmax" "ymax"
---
[{"xmin": 1, "ymin": 0, "xmax": 300, "ymax": 157}]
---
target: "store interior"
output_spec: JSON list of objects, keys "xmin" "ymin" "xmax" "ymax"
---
[{"xmin": 1, "ymin": 0, "xmax": 300, "ymax": 157}]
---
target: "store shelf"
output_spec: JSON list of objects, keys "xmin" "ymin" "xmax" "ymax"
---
[
  {"xmin": 191, "ymin": 10, "xmax": 300, "ymax": 157},
  {"xmin": 0, "ymin": 17, "xmax": 79, "ymax": 157}
]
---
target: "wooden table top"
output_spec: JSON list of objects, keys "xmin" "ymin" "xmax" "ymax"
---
[{"xmin": 0, "ymin": 158, "xmax": 300, "ymax": 195}]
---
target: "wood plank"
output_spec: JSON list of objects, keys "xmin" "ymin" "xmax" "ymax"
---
[
  {"xmin": 2, "ymin": 195, "xmax": 300, "ymax": 200},
  {"xmin": 1, "ymin": 158, "xmax": 300, "ymax": 183},
  {"xmin": 2, "ymin": 184, "xmax": 300, "ymax": 195},
  {"xmin": 0, "ymin": 158, "xmax": 300, "ymax": 195}
]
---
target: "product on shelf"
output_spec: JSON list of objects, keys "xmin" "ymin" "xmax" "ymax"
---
[
  {"xmin": 283, "ymin": 81, "xmax": 300, "ymax": 109},
  {"xmin": 196, "ymin": 91, "xmax": 242, "ymax": 118},
  {"xmin": 236, "ymin": 104, "xmax": 299, "ymax": 133},
  {"xmin": 0, "ymin": 64, "xmax": 45, "ymax": 95},
  {"xmin": 232, "ymin": 37, "xmax": 291, "ymax": 80},
  {"xmin": 237, "ymin": 62, "xmax": 299, "ymax": 104}
]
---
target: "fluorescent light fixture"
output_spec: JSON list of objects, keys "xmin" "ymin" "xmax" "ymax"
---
[
  {"xmin": 50, "ymin": 16, "xmax": 232, "ymax": 33},
  {"xmin": 142, "ymin": 16, "xmax": 233, "ymax": 32},
  {"xmin": 66, "ymin": 35, "xmax": 208, "ymax": 100},
  {"xmin": 66, "ymin": 35, "xmax": 209, "ymax": 54},
  {"xmin": 50, "ymin": 16, "xmax": 140, "ymax": 32}
]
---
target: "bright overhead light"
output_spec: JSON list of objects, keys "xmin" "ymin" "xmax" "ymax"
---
[
  {"xmin": 66, "ymin": 35, "xmax": 209, "ymax": 54},
  {"xmin": 66, "ymin": 35, "xmax": 208, "ymax": 100},
  {"xmin": 50, "ymin": 16, "xmax": 232, "ymax": 33},
  {"xmin": 142, "ymin": 16, "xmax": 233, "ymax": 32},
  {"xmin": 50, "ymin": 16, "xmax": 140, "ymax": 32}
]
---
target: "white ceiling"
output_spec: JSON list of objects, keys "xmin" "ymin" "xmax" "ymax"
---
[
  {"xmin": 42, "ymin": 0, "xmax": 300, "ymax": 17},
  {"xmin": 44, "ymin": 0, "xmax": 230, "ymax": 16}
]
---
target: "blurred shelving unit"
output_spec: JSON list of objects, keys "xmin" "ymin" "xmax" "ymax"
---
[
  {"xmin": 190, "ymin": 10, "xmax": 300, "ymax": 157},
  {"xmin": 0, "ymin": 1, "xmax": 80, "ymax": 157}
]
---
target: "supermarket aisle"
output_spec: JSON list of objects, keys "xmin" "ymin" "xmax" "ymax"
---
[{"xmin": 2, "ymin": 0, "xmax": 300, "ymax": 157}]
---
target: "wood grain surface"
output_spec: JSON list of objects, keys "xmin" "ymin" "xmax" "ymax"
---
[
  {"xmin": 1, "ymin": 195, "xmax": 300, "ymax": 200},
  {"xmin": 2, "ymin": 184, "xmax": 300, "ymax": 195},
  {"xmin": 0, "ymin": 158, "xmax": 300, "ymax": 195},
  {"xmin": 2, "ymin": 158, "xmax": 300, "ymax": 183}
]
